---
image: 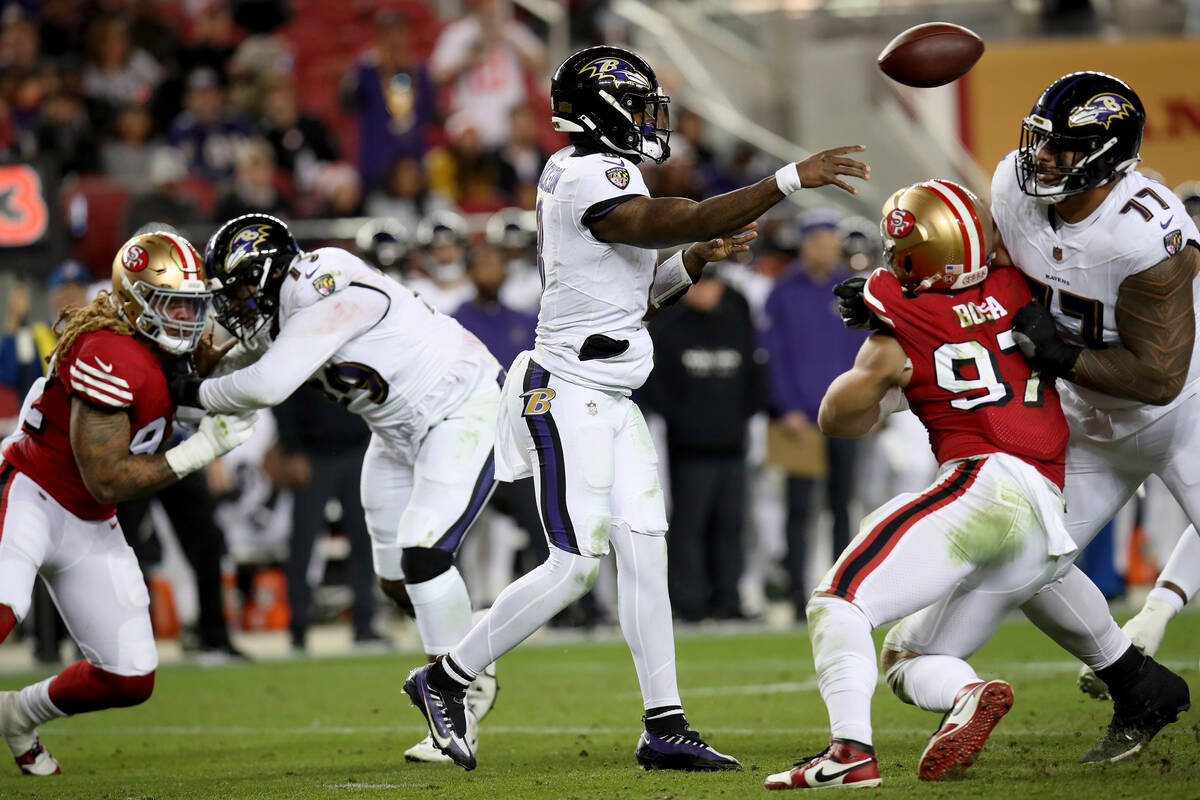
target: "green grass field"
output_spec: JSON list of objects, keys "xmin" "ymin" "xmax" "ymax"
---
[{"xmin": 1, "ymin": 611, "xmax": 1197, "ymax": 800}]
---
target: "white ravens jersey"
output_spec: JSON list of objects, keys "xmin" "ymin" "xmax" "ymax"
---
[
  {"xmin": 533, "ymin": 146, "xmax": 656, "ymax": 394},
  {"xmin": 277, "ymin": 248, "xmax": 495, "ymax": 451},
  {"xmin": 992, "ymin": 151, "xmax": 1200, "ymax": 439}
]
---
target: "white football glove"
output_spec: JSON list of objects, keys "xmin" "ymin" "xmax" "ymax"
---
[{"xmin": 165, "ymin": 412, "xmax": 257, "ymax": 478}]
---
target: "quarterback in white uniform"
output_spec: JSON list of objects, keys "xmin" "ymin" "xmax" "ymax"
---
[
  {"xmin": 883, "ymin": 72, "xmax": 1195, "ymax": 764},
  {"xmin": 403, "ymin": 44, "xmax": 870, "ymax": 772},
  {"xmin": 169, "ymin": 214, "xmax": 503, "ymax": 762}
]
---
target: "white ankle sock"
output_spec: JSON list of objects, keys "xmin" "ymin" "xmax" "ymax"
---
[
  {"xmin": 808, "ymin": 596, "xmax": 876, "ymax": 746},
  {"xmin": 19, "ymin": 678, "xmax": 64, "ymax": 726},
  {"xmin": 885, "ymin": 655, "xmax": 980, "ymax": 713}
]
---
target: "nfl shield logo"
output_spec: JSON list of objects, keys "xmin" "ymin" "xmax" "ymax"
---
[
  {"xmin": 1164, "ymin": 229, "xmax": 1183, "ymax": 257},
  {"xmin": 1052, "ymin": 246, "xmax": 1063, "ymax": 261},
  {"xmin": 605, "ymin": 167, "xmax": 630, "ymax": 189}
]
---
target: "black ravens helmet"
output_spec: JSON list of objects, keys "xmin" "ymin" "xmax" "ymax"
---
[
  {"xmin": 1017, "ymin": 71, "xmax": 1145, "ymax": 203},
  {"xmin": 205, "ymin": 213, "xmax": 300, "ymax": 341},
  {"xmin": 550, "ymin": 45, "xmax": 671, "ymax": 164}
]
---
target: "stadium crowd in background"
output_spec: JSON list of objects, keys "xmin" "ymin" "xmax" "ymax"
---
[{"xmin": 0, "ymin": 0, "xmax": 1197, "ymax": 657}]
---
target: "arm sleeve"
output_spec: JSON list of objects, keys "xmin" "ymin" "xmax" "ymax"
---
[
  {"xmin": 862, "ymin": 268, "xmax": 901, "ymax": 330},
  {"xmin": 198, "ymin": 286, "xmax": 388, "ymax": 412}
]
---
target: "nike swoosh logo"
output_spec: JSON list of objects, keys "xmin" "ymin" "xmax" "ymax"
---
[
  {"xmin": 94, "ymin": 358, "xmax": 113, "ymax": 372},
  {"xmin": 304, "ymin": 265, "xmax": 320, "ymax": 278},
  {"xmin": 109, "ymin": 521, "xmax": 118, "ymax": 529},
  {"xmin": 812, "ymin": 758, "xmax": 873, "ymax": 783},
  {"xmin": 1161, "ymin": 216, "xmax": 1174, "ymax": 229},
  {"xmin": 422, "ymin": 697, "xmax": 452, "ymax": 748}
]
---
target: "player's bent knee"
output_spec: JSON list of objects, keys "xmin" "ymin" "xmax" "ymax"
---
[
  {"xmin": 114, "ymin": 671, "xmax": 156, "ymax": 706},
  {"xmin": 379, "ymin": 577, "xmax": 415, "ymax": 615},
  {"xmin": 401, "ymin": 547, "xmax": 454, "ymax": 584},
  {"xmin": 879, "ymin": 646, "xmax": 919, "ymax": 674}
]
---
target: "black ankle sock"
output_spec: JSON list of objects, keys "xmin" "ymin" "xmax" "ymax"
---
[
  {"xmin": 428, "ymin": 656, "xmax": 471, "ymax": 693},
  {"xmin": 644, "ymin": 705, "xmax": 687, "ymax": 735},
  {"xmin": 1095, "ymin": 644, "xmax": 1147, "ymax": 695}
]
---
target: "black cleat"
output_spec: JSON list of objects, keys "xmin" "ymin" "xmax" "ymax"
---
[{"xmin": 1080, "ymin": 656, "xmax": 1190, "ymax": 764}]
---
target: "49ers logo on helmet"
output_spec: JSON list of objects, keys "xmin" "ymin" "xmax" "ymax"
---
[
  {"xmin": 885, "ymin": 209, "xmax": 916, "ymax": 239},
  {"xmin": 123, "ymin": 244, "xmax": 149, "ymax": 272}
]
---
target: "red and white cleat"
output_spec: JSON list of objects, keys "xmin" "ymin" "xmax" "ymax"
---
[
  {"xmin": 918, "ymin": 679, "xmax": 1013, "ymax": 781},
  {"xmin": 765, "ymin": 739, "xmax": 881, "ymax": 790},
  {"xmin": 0, "ymin": 691, "xmax": 60, "ymax": 776}
]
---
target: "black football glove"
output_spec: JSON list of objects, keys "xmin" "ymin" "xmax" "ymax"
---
[
  {"xmin": 833, "ymin": 276, "xmax": 892, "ymax": 335},
  {"xmin": 163, "ymin": 356, "xmax": 204, "ymax": 409},
  {"xmin": 1011, "ymin": 301, "xmax": 1082, "ymax": 380}
]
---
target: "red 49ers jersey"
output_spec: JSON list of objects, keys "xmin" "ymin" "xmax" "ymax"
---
[
  {"xmin": 3, "ymin": 329, "xmax": 175, "ymax": 520},
  {"xmin": 863, "ymin": 265, "xmax": 1068, "ymax": 488}
]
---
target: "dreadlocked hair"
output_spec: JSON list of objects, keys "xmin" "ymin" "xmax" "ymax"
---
[{"xmin": 50, "ymin": 290, "xmax": 135, "ymax": 377}]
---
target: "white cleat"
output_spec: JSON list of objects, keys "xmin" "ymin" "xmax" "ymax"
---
[
  {"xmin": 466, "ymin": 663, "xmax": 498, "ymax": 723},
  {"xmin": 404, "ymin": 708, "xmax": 478, "ymax": 764},
  {"xmin": 1078, "ymin": 598, "xmax": 1175, "ymax": 700},
  {"xmin": 0, "ymin": 691, "xmax": 60, "ymax": 776}
]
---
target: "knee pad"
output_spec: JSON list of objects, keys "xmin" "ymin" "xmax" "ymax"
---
[{"xmin": 401, "ymin": 547, "xmax": 455, "ymax": 584}]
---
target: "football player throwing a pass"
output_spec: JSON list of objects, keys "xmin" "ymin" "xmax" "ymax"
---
[
  {"xmin": 170, "ymin": 214, "xmax": 503, "ymax": 764},
  {"xmin": 767, "ymin": 180, "xmax": 1085, "ymax": 789},
  {"xmin": 403, "ymin": 44, "xmax": 870, "ymax": 772},
  {"xmin": 0, "ymin": 232, "xmax": 255, "ymax": 775}
]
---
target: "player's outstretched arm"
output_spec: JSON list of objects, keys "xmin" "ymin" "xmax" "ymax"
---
[
  {"xmin": 71, "ymin": 400, "xmax": 257, "ymax": 502},
  {"xmin": 818, "ymin": 334, "xmax": 911, "ymax": 438},
  {"xmin": 71, "ymin": 401, "xmax": 180, "ymax": 503},
  {"xmin": 1073, "ymin": 245, "xmax": 1197, "ymax": 405},
  {"xmin": 590, "ymin": 146, "xmax": 869, "ymax": 249}
]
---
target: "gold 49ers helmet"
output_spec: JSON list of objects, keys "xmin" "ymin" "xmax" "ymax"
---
[
  {"xmin": 880, "ymin": 179, "xmax": 995, "ymax": 294},
  {"xmin": 112, "ymin": 231, "xmax": 212, "ymax": 354}
]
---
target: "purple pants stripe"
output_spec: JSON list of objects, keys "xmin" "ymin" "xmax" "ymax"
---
[
  {"xmin": 434, "ymin": 451, "xmax": 497, "ymax": 555},
  {"xmin": 523, "ymin": 360, "xmax": 579, "ymax": 554}
]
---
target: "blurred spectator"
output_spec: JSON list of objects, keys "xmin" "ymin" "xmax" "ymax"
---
[
  {"xmin": 123, "ymin": 147, "xmax": 203, "ymax": 236},
  {"xmin": 497, "ymin": 105, "xmax": 548, "ymax": 197},
  {"xmin": 644, "ymin": 272, "xmax": 765, "ymax": 621},
  {"xmin": 312, "ymin": 161, "xmax": 364, "ymax": 218},
  {"xmin": 649, "ymin": 137, "xmax": 704, "ymax": 201},
  {"xmin": 344, "ymin": 9, "xmax": 436, "ymax": 189},
  {"xmin": 126, "ymin": 0, "xmax": 185, "ymax": 66},
  {"xmin": 181, "ymin": 1, "xmax": 238, "ymax": 78},
  {"xmin": 426, "ymin": 113, "xmax": 507, "ymax": 211},
  {"xmin": 408, "ymin": 210, "xmax": 473, "ymax": 313},
  {"xmin": 837, "ymin": 215, "xmax": 882, "ymax": 274},
  {"xmin": 100, "ymin": 104, "xmax": 161, "ymax": 189},
  {"xmin": 82, "ymin": 17, "xmax": 163, "ymax": 113},
  {"xmin": 429, "ymin": 0, "xmax": 545, "ymax": 149},
  {"xmin": 274, "ymin": 386, "xmax": 382, "ymax": 651},
  {"xmin": 0, "ymin": 260, "xmax": 89, "ymax": 400},
  {"xmin": 453, "ymin": 243, "xmax": 536, "ymax": 370},
  {"xmin": 169, "ymin": 66, "xmax": 253, "ymax": 182},
  {"xmin": 33, "ymin": 90, "xmax": 100, "ymax": 175},
  {"xmin": 1176, "ymin": 180, "xmax": 1200, "ymax": 227},
  {"xmin": 226, "ymin": 31, "xmax": 294, "ymax": 116},
  {"xmin": 356, "ymin": 218, "xmax": 411, "ymax": 283},
  {"xmin": 258, "ymin": 77, "xmax": 338, "ymax": 192},
  {"xmin": 486, "ymin": 207, "xmax": 542, "ymax": 314},
  {"xmin": 214, "ymin": 137, "xmax": 291, "ymax": 220},
  {"xmin": 36, "ymin": 0, "xmax": 85, "ymax": 62},
  {"xmin": 232, "ymin": 0, "xmax": 293, "ymax": 35},
  {"xmin": 364, "ymin": 156, "xmax": 453, "ymax": 233},
  {"xmin": 760, "ymin": 210, "xmax": 867, "ymax": 611}
]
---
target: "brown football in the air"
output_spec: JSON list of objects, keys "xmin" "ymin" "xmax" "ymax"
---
[{"xmin": 877, "ymin": 22, "xmax": 984, "ymax": 88}]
